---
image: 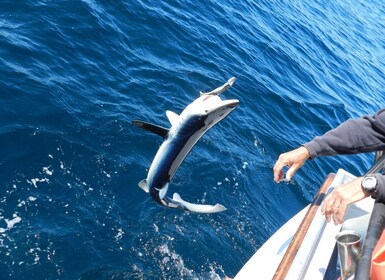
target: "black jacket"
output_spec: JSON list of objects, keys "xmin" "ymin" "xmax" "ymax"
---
[{"xmin": 303, "ymin": 108, "xmax": 385, "ymax": 201}]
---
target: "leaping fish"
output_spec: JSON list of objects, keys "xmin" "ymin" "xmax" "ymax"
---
[{"xmin": 132, "ymin": 77, "xmax": 239, "ymax": 213}]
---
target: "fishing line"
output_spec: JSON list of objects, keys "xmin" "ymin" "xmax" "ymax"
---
[
  {"xmin": 235, "ymin": 16, "xmax": 292, "ymax": 81},
  {"xmin": 231, "ymin": 0, "xmax": 299, "ymax": 81}
]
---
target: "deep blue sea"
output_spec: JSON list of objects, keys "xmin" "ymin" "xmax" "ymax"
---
[{"xmin": 1, "ymin": 0, "xmax": 385, "ymax": 279}]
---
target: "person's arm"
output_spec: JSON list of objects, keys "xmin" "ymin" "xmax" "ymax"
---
[
  {"xmin": 304, "ymin": 108, "xmax": 385, "ymax": 159},
  {"xmin": 273, "ymin": 109, "xmax": 385, "ymax": 182}
]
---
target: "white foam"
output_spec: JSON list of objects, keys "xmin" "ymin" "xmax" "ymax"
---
[
  {"xmin": 6, "ymin": 215, "xmax": 21, "ymax": 229},
  {"xmin": 0, "ymin": 214, "xmax": 22, "ymax": 233},
  {"xmin": 115, "ymin": 228, "xmax": 124, "ymax": 241},
  {"xmin": 43, "ymin": 167, "xmax": 53, "ymax": 176},
  {"xmin": 28, "ymin": 178, "xmax": 49, "ymax": 188},
  {"xmin": 154, "ymin": 224, "xmax": 159, "ymax": 233},
  {"xmin": 242, "ymin": 161, "xmax": 248, "ymax": 169},
  {"xmin": 17, "ymin": 201, "xmax": 25, "ymax": 207},
  {"xmin": 103, "ymin": 171, "xmax": 111, "ymax": 178}
]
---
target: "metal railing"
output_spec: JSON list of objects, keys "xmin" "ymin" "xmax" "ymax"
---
[{"xmin": 369, "ymin": 150, "xmax": 385, "ymax": 175}]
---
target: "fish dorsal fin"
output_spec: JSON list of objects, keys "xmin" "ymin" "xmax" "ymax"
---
[
  {"xmin": 166, "ymin": 110, "xmax": 180, "ymax": 127},
  {"xmin": 138, "ymin": 179, "xmax": 149, "ymax": 193},
  {"xmin": 132, "ymin": 120, "xmax": 169, "ymax": 138}
]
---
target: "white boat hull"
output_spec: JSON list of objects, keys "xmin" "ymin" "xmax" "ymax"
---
[{"xmin": 234, "ymin": 169, "xmax": 374, "ymax": 280}]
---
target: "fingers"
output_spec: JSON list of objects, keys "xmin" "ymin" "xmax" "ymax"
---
[
  {"xmin": 321, "ymin": 194, "xmax": 347, "ymax": 224},
  {"xmin": 321, "ymin": 178, "xmax": 365, "ymax": 225},
  {"xmin": 321, "ymin": 196, "xmax": 333, "ymax": 223},
  {"xmin": 273, "ymin": 153, "xmax": 295, "ymax": 182},
  {"xmin": 273, "ymin": 157, "xmax": 286, "ymax": 182},
  {"xmin": 273, "ymin": 162, "xmax": 300, "ymax": 182},
  {"xmin": 286, "ymin": 164, "xmax": 300, "ymax": 181},
  {"xmin": 273, "ymin": 147, "xmax": 310, "ymax": 183}
]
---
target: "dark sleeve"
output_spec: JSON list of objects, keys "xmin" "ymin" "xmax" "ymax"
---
[
  {"xmin": 303, "ymin": 109, "xmax": 385, "ymax": 159},
  {"xmin": 374, "ymin": 174, "xmax": 385, "ymax": 203}
]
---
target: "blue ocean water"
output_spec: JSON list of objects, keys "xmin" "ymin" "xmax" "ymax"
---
[{"xmin": 1, "ymin": 0, "xmax": 385, "ymax": 279}]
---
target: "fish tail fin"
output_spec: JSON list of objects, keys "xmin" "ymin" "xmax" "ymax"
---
[{"xmin": 168, "ymin": 193, "xmax": 226, "ymax": 214}]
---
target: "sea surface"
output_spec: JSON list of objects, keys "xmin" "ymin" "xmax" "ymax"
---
[{"xmin": 1, "ymin": 0, "xmax": 385, "ymax": 279}]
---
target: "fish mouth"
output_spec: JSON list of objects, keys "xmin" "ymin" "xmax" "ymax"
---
[{"xmin": 223, "ymin": 99, "xmax": 240, "ymax": 108}]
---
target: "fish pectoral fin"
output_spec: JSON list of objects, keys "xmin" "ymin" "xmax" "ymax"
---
[
  {"xmin": 166, "ymin": 111, "xmax": 180, "ymax": 127},
  {"xmin": 172, "ymin": 193, "xmax": 227, "ymax": 214},
  {"xmin": 132, "ymin": 120, "xmax": 169, "ymax": 138},
  {"xmin": 138, "ymin": 179, "xmax": 149, "ymax": 193}
]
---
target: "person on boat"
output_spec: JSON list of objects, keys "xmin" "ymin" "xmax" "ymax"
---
[{"xmin": 273, "ymin": 108, "xmax": 385, "ymax": 225}]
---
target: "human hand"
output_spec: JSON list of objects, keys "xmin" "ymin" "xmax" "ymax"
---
[
  {"xmin": 321, "ymin": 177, "xmax": 368, "ymax": 224},
  {"xmin": 273, "ymin": 146, "xmax": 310, "ymax": 182}
]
